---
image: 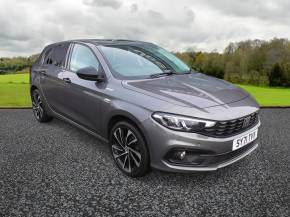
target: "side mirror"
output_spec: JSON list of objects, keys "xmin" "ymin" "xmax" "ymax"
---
[{"xmin": 76, "ymin": 66, "xmax": 105, "ymax": 82}]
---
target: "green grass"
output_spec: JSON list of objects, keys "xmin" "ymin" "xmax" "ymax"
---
[
  {"xmin": 0, "ymin": 83, "xmax": 31, "ymax": 107},
  {"xmin": 0, "ymin": 73, "xmax": 29, "ymax": 84},
  {"xmin": 0, "ymin": 73, "xmax": 290, "ymax": 107},
  {"xmin": 239, "ymin": 85, "xmax": 290, "ymax": 107},
  {"xmin": 0, "ymin": 73, "xmax": 31, "ymax": 107}
]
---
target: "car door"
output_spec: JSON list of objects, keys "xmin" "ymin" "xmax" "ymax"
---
[
  {"xmin": 39, "ymin": 43, "xmax": 69, "ymax": 114},
  {"xmin": 58, "ymin": 43, "xmax": 105, "ymax": 133}
]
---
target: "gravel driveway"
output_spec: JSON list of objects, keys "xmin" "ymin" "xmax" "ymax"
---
[{"xmin": 0, "ymin": 109, "xmax": 289, "ymax": 216}]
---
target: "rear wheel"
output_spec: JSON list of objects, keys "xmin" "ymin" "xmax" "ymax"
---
[
  {"xmin": 32, "ymin": 89, "xmax": 53, "ymax": 122},
  {"xmin": 109, "ymin": 121, "xmax": 150, "ymax": 177}
]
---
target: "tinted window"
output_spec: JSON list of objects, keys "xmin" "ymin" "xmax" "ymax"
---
[
  {"xmin": 99, "ymin": 44, "xmax": 190, "ymax": 79},
  {"xmin": 44, "ymin": 44, "xmax": 69, "ymax": 67},
  {"xmin": 43, "ymin": 48, "xmax": 53, "ymax": 65},
  {"xmin": 37, "ymin": 49, "xmax": 47, "ymax": 65},
  {"xmin": 70, "ymin": 44, "xmax": 100, "ymax": 72}
]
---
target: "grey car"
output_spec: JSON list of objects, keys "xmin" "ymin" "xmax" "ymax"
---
[{"xmin": 30, "ymin": 39, "xmax": 260, "ymax": 177}]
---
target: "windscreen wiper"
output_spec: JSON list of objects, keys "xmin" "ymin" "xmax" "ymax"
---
[{"xmin": 150, "ymin": 70, "xmax": 177, "ymax": 78}]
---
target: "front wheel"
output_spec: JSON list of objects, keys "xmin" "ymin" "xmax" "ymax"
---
[
  {"xmin": 32, "ymin": 89, "xmax": 53, "ymax": 122},
  {"xmin": 109, "ymin": 121, "xmax": 150, "ymax": 177}
]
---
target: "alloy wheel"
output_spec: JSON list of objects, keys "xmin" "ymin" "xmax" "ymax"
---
[
  {"xmin": 32, "ymin": 92, "xmax": 44, "ymax": 120},
  {"xmin": 111, "ymin": 127, "xmax": 142, "ymax": 173}
]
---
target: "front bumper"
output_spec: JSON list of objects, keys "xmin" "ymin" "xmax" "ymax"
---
[
  {"xmin": 143, "ymin": 118, "xmax": 261, "ymax": 172},
  {"xmin": 162, "ymin": 142, "xmax": 258, "ymax": 171}
]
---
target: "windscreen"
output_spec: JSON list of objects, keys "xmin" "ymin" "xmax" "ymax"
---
[{"xmin": 99, "ymin": 43, "xmax": 190, "ymax": 79}]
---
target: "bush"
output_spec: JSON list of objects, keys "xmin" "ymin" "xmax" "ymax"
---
[
  {"xmin": 225, "ymin": 73, "xmax": 241, "ymax": 83},
  {"xmin": 269, "ymin": 63, "xmax": 284, "ymax": 86},
  {"xmin": 258, "ymin": 75, "xmax": 270, "ymax": 86}
]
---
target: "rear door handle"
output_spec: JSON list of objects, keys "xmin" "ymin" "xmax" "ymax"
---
[
  {"xmin": 35, "ymin": 69, "xmax": 46, "ymax": 75},
  {"xmin": 63, "ymin": 78, "xmax": 71, "ymax": 83}
]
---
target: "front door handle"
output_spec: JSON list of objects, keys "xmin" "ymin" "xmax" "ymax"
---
[{"xmin": 63, "ymin": 78, "xmax": 71, "ymax": 83}]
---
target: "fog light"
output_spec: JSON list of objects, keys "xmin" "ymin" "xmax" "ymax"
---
[
  {"xmin": 171, "ymin": 150, "xmax": 186, "ymax": 161},
  {"xmin": 166, "ymin": 149, "xmax": 211, "ymax": 165},
  {"xmin": 180, "ymin": 151, "xmax": 186, "ymax": 160}
]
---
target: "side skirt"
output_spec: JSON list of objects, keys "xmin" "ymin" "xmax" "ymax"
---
[{"xmin": 52, "ymin": 111, "xmax": 109, "ymax": 144}]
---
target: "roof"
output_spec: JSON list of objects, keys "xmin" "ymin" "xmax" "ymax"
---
[{"xmin": 47, "ymin": 39, "xmax": 150, "ymax": 47}]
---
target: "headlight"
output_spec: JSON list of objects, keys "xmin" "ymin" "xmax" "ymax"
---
[{"xmin": 152, "ymin": 112, "xmax": 216, "ymax": 132}]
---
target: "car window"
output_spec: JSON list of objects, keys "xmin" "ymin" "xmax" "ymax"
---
[
  {"xmin": 43, "ymin": 43, "xmax": 69, "ymax": 67},
  {"xmin": 69, "ymin": 44, "xmax": 100, "ymax": 72},
  {"xmin": 43, "ymin": 44, "xmax": 69, "ymax": 67},
  {"xmin": 100, "ymin": 46, "xmax": 164, "ymax": 78},
  {"xmin": 43, "ymin": 48, "xmax": 53, "ymax": 65},
  {"xmin": 52, "ymin": 44, "xmax": 69, "ymax": 67},
  {"xmin": 99, "ymin": 44, "xmax": 190, "ymax": 79},
  {"xmin": 37, "ymin": 49, "xmax": 47, "ymax": 65}
]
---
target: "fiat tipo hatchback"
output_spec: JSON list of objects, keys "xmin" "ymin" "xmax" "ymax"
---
[{"xmin": 30, "ymin": 39, "xmax": 260, "ymax": 177}]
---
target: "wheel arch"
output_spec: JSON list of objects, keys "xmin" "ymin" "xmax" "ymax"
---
[
  {"xmin": 106, "ymin": 111, "xmax": 151, "ymax": 173},
  {"xmin": 107, "ymin": 112, "xmax": 147, "ymax": 141},
  {"xmin": 30, "ymin": 85, "xmax": 38, "ymax": 95}
]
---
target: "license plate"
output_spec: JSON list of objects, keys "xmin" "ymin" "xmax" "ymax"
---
[{"xmin": 232, "ymin": 129, "xmax": 258, "ymax": 151}]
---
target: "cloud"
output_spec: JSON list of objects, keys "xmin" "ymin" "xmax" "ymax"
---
[
  {"xmin": 185, "ymin": 7, "xmax": 195, "ymax": 23},
  {"xmin": 203, "ymin": 0, "xmax": 290, "ymax": 24},
  {"xmin": 0, "ymin": 0, "xmax": 290, "ymax": 56},
  {"xmin": 130, "ymin": 3, "xmax": 138, "ymax": 13},
  {"xmin": 83, "ymin": 0, "xmax": 122, "ymax": 9}
]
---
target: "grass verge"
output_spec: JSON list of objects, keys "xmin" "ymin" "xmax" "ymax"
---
[
  {"xmin": 239, "ymin": 85, "xmax": 290, "ymax": 107},
  {"xmin": 0, "ymin": 73, "xmax": 31, "ymax": 107}
]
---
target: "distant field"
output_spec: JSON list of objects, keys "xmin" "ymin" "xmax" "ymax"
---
[
  {"xmin": 239, "ymin": 85, "xmax": 290, "ymax": 107},
  {"xmin": 0, "ymin": 73, "xmax": 290, "ymax": 108},
  {"xmin": 0, "ymin": 73, "xmax": 30, "ymax": 107},
  {"xmin": 0, "ymin": 73, "xmax": 29, "ymax": 84}
]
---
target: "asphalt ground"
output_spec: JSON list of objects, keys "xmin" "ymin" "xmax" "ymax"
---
[{"xmin": 0, "ymin": 109, "xmax": 289, "ymax": 216}]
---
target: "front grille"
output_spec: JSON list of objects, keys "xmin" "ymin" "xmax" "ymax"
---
[{"xmin": 200, "ymin": 112, "xmax": 258, "ymax": 138}]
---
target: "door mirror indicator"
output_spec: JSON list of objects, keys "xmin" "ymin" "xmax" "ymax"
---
[{"xmin": 76, "ymin": 66, "xmax": 105, "ymax": 82}]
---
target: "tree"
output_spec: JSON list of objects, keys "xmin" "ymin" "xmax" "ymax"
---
[
  {"xmin": 174, "ymin": 38, "xmax": 290, "ymax": 87},
  {"xmin": 269, "ymin": 63, "xmax": 284, "ymax": 86}
]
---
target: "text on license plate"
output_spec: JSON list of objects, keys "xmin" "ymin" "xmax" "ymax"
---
[{"xmin": 232, "ymin": 129, "xmax": 258, "ymax": 151}]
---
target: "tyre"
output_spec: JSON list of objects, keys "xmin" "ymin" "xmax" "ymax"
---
[
  {"xmin": 109, "ymin": 121, "xmax": 150, "ymax": 177},
  {"xmin": 31, "ymin": 89, "xmax": 53, "ymax": 122}
]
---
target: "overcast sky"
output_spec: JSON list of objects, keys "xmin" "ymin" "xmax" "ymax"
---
[{"xmin": 1, "ymin": 0, "xmax": 290, "ymax": 56}]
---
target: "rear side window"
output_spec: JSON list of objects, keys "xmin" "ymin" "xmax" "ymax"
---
[
  {"xmin": 44, "ymin": 44, "xmax": 69, "ymax": 67},
  {"xmin": 43, "ymin": 48, "xmax": 53, "ymax": 65},
  {"xmin": 69, "ymin": 44, "xmax": 100, "ymax": 72},
  {"xmin": 36, "ymin": 50, "xmax": 46, "ymax": 65}
]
